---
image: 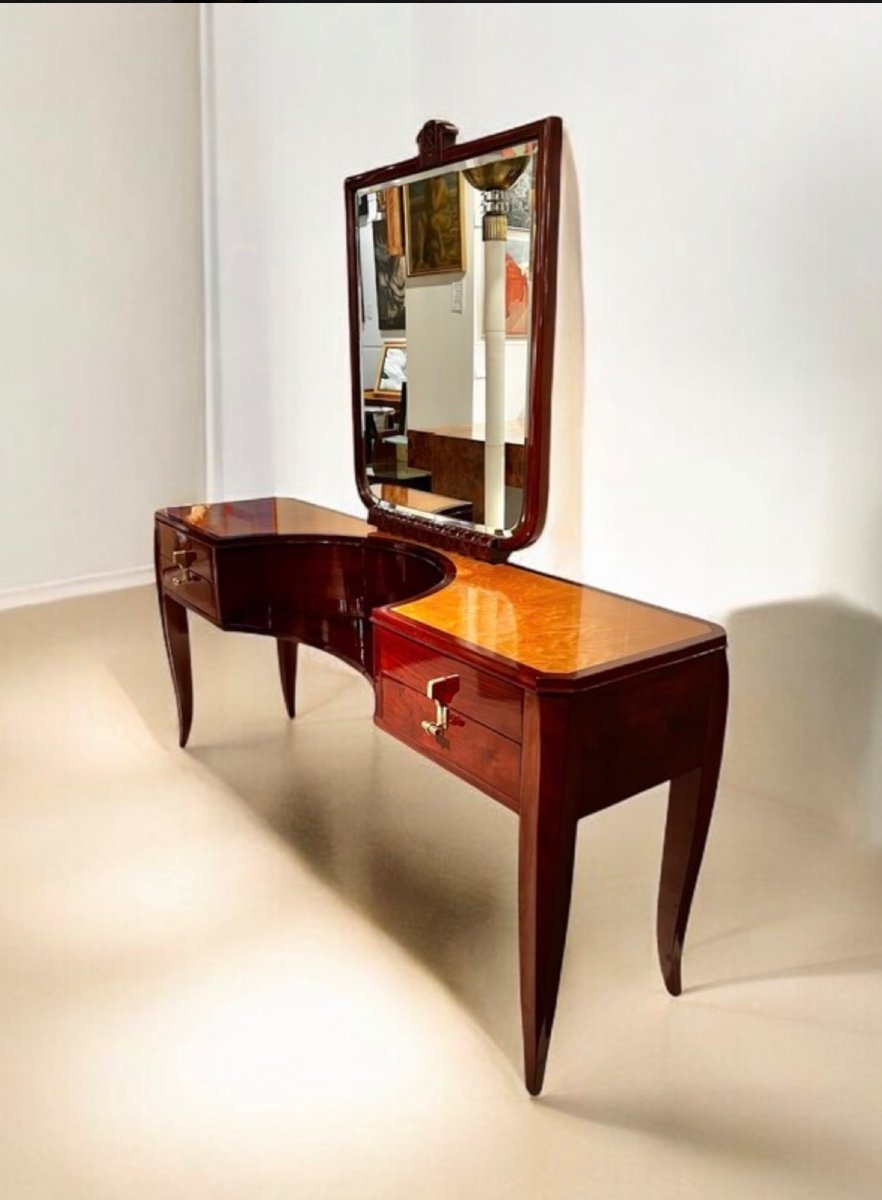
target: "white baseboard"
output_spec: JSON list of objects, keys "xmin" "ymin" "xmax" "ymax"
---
[{"xmin": 0, "ymin": 565, "xmax": 154, "ymax": 612}]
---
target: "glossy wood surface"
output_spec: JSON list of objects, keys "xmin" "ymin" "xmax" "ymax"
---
[
  {"xmin": 154, "ymin": 494, "xmax": 728, "ymax": 1094},
  {"xmin": 162, "ymin": 497, "xmax": 371, "ymax": 541},
  {"xmin": 389, "ymin": 552, "xmax": 722, "ymax": 680},
  {"xmin": 346, "ymin": 117, "xmax": 562, "ymax": 560},
  {"xmin": 159, "ymin": 498, "xmax": 722, "ymax": 680}
]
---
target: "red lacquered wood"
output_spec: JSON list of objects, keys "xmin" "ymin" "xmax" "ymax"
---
[
  {"xmin": 345, "ymin": 116, "xmax": 562, "ymax": 562},
  {"xmin": 518, "ymin": 692, "xmax": 578, "ymax": 1096},
  {"xmin": 376, "ymin": 675, "xmax": 522, "ymax": 809},
  {"xmin": 212, "ymin": 538, "xmax": 450, "ymax": 676},
  {"xmin": 657, "ymin": 652, "xmax": 729, "ymax": 995},
  {"xmin": 375, "ymin": 626, "xmax": 523, "ymax": 741},
  {"xmin": 570, "ymin": 651, "xmax": 726, "ymax": 817},
  {"xmin": 277, "ymin": 638, "xmax": 298, "ymax": 719}
]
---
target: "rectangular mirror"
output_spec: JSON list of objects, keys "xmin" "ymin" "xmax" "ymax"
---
[{"xmin": 346, "ymin": 118, "xmax": 561, "ymax": 561}]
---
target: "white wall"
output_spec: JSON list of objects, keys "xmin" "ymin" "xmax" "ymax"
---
[
  {"xmin": 0, "ymin": 3, "xmax": 204, "ymax": 597},
  {"xmin": 206, "ymin": 4, "xmax": 882, "ymax": 840},
  {"xmin": 205, "ymin": 3, "xmax": 421, "ymax": 506}
]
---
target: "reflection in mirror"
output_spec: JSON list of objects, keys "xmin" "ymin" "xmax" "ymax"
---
[
  {"xmin": 375, "ymin": 342, "xmax": 406, "ymax": 396},
  {"xmin": 357, "ymin": 140, "xmax": 537, "ymax": 533}
]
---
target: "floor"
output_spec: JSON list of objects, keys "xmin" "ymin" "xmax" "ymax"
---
[{"xmin": 1, "ymin": 587, "xmax": 881, "ymax": 1200}]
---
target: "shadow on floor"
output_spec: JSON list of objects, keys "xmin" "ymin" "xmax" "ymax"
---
[
  {"xmin": 187, "ymin": 688, "xmax": 524, "ymax": 1070},
  {"xmin": 102, "ymin": 588, "xmax": 882, "ymax": 1089},
  {"xmin": 675, "ymin": 594, "xmax": 882, "ymax": 993}
]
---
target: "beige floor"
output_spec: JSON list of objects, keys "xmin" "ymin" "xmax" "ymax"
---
[{"xmin": 1, "ymin": 587, "xmax": 881, "ymax": 1200}]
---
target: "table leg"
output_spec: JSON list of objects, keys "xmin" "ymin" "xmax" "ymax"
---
[
  {"xmin": 157, "ymin": 588, "xmax": 193, "ymax": 748},
  {"xmin": 657, "ymin": 654, "xmax": 729, "ymax": 994},
  {"xmin": 277, "ymin": 638, "xmax": 299, "ymax": 718},
  {"xmin": 518, "ymin": 694, "xmax": 578, "ymax": 1096}
]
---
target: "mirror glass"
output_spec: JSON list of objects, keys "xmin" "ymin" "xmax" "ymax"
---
[{"xmin": 355, "ymin": 138, "xmax": 538, "ymax": 534}]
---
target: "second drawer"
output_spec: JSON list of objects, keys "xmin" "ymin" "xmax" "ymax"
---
[{"xmin": 377, "ymin": 674, "xmax": 522, "ymax": 804}]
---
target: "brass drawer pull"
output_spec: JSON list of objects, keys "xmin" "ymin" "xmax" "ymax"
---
[
  {"xmin": 171, "ymin": 548, "xmax": 195, "ymax": 584},
  {"xmin": 420, "ymin": 674, "xmax": 460, "ymax": 741}
]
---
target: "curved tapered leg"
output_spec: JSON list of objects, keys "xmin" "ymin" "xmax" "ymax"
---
[
  {"xmin": 277, "ymin": 638, "xmax": 298, "ymax": 719},
  {"xmin": 158, "ymin": 589, "xmax": 193, "ymax": 748},
  {"xmin": 518, "ymin": 694, "xmax": 578, "ymax": 1096},
  {"xmin": 657, "ymin": 653, "xmax": 729, "ymax": 994}
]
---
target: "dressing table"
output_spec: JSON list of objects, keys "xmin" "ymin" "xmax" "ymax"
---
[{"xmin": 155, "ymin": 117, "xmax": 728, "ymax": 1095}]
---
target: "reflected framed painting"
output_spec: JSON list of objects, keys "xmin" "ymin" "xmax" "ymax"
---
[{"xmin": 404, "ymin": 172, "xmax": 466, "ymax": 277}]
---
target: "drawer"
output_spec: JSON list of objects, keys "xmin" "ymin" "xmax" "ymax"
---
[
  {"xmin": 158, "ymin": 561, "xmax": 217, "ymax": 619},
  {"xmin": 377, "ymin": 674, "xmax": 521, "ymax": 803},
  {"xmin": 375, "ymin": 627, "xmax": 522, "ymax": 742},
  {"xmin": 156, "ymin": 521, "xmax": 214, "ymax": 583}
]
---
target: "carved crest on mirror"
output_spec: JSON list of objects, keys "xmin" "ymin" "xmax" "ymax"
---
[{"xmin": 345, "ymin": 116, "xmax": 562, "ymax": 562}]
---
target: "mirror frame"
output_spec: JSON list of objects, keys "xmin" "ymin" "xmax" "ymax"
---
[{"xmin": 345, "ymin": 116, "xmax": 562, "ymax": 562}]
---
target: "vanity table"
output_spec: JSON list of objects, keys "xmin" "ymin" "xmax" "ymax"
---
[{"xmin": 155, "ymin": 118, "xmax": 728, "ymax": 1095}]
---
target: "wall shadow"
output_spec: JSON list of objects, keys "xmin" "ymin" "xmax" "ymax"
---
[{"xmin": 724, "ymin": 594, "xmax": 882, "ymax": 844}]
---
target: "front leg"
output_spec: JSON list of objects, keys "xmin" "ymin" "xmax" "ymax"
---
[
  {"xmin": 657, "ymin": 652, "xmax": 729, "ymax": 994},
  {"xmin": 157, "ymin": 587, "xmax": 193, "ymax": 748},
  {"xmin": 518, "ymin": 694, "xmax": 578, "ymax": 1096}
]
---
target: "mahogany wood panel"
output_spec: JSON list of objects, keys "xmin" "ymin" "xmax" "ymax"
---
[
  {"xmin": 376, "ymin": 627, "xmax": 523, "ymax": 741},
  {"xmin": 213, "ymin": 539, "xmax": 447, "ymax": 653},
  {"xmin": 570, "ymin": 651, "xmax": 727, "ymax": 817},
  {"xmin": 376, "ymin": 674, "xmax": 522, "ymax": 806}
]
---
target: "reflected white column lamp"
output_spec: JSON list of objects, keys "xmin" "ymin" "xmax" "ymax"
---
[{"xmin": 464, "ymin": 157, "xmax": 529, "ymax": 531}]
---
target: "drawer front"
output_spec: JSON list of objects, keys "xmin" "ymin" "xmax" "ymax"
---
[
  {"xmin": 378, "ymin": 674, "xmax": 521, "ymax": 802},
  {"xmin": 158, "ymin": 560, "xmax": 217, "ymax": 619},
  {"xmin": 376, "ymin": 628, "xmax": 522, "ymax": 742},
  {"xmin": 156, "ymin": 521, "xmax": 214, "ymax": 583}
]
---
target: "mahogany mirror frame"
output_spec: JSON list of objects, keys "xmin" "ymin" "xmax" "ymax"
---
[{"xmin": 345, "ymin": 116, "xmax": 563, "ymax": 563}]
